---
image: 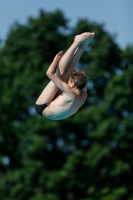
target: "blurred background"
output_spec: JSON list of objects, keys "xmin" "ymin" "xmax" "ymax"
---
[{"xmin": 0, "ymin": 1, "xmax": 133, "ymax": 200}]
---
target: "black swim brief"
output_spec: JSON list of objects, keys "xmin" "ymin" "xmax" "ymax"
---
[{"xmin": 35, "ymin": 103, "xmax": 49, "ymax": 116}]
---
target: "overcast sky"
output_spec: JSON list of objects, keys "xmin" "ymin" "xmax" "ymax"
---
[{"xmin": 0, "ymin": 0, "xmax": 132, "ymax": 49}]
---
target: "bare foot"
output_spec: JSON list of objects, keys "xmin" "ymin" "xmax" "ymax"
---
[{"xmin": 74, "ymin": 32, "xmax": 95, "ymax": 46}]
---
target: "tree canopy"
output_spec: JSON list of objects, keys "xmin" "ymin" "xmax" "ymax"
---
[{"xmin": 0, "ymin": 9, "xmax": 133, "ymax": 200}]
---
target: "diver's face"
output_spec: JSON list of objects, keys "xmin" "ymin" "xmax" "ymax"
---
[{"xmin": 68, "ymin": 77, "xmax": 74, "ymax": 87}]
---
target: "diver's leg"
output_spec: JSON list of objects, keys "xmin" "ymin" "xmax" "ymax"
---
[
  {"xmin": 57, "ymin": 32, "xmax": 94, "ymax": 77},
  {"xmin": 63, "ymin": 45, "xmax": 86, "ymax": 82},
  {"xmin": 36, "ymin": 39, "xmax": 80, "ymax": 104},
  {"xmin": 62, "ymin": 32, "xmax": 95, "ymax": 82},
  {"xmin": 35, "ymin": 80, "xmax": 59, "ymax": 104}
]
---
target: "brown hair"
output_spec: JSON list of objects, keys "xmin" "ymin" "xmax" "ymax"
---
[{"xmin": 70, "ymin": 70, "xmax": 89, "ymax": 90}]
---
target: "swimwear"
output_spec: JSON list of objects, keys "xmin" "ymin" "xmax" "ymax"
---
[{"xmin": 35, "ymin": 103, "xmax": 49, "ymax": 116}]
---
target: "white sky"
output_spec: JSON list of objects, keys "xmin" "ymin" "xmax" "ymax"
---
[{"xmin": 0, "ymin": 0, "xmax": 133, "ymax": 49}]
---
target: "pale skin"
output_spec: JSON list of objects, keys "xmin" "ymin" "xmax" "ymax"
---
[{"xmin": 36, "ymin": 32, "xmax": 95, "ymax": 120}]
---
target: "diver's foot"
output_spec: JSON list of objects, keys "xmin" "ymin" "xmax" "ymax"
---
[{"xmin": 74, "ymin": 32, "xmax": 95, "ymax": 47}]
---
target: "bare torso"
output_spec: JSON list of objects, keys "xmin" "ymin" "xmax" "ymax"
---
[{"xmin": 42, "ymin": 89, "xmax": 87, "ymax": 120}]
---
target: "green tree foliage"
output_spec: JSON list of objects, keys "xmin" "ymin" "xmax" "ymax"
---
[{"xmin": 0, "ymin": 10, "xmax": 133, "ymax": 200}]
